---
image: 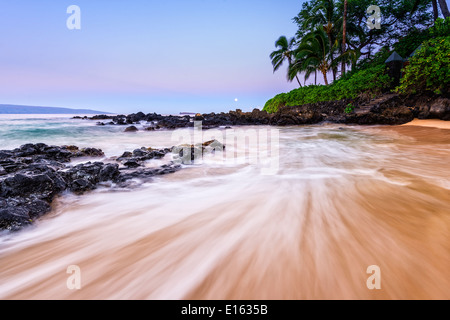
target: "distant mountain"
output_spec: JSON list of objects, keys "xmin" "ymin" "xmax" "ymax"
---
[{"xmin": 0, "ymin": 104, "xmax": 111, "ymax": 114}]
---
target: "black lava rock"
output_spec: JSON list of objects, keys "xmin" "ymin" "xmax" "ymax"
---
[{"xmin": 0, "ymin": 143, "xmax": 186, "ymax": 232}]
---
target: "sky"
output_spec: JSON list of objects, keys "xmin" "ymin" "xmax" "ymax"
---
[{"xmin": 0, "ymin": 0, "xmax": 308, "ymax": 114}]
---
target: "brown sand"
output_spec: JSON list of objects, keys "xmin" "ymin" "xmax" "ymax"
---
[
  {"xmin": 0, "ymin": 125, "xmax": 449, "ymax": 300},
  {"xmin": 402, "ymin": 119, "xmax": 450, "ymax": 130}
]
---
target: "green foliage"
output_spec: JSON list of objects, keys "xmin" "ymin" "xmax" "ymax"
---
[
  {"xmin": 345, "ymin": 103, "xmax": 355, "ymax": 114},
  {"xmin": 293, "ymin": 28, "xmax": 332, "ymax": 85},
  {"xmin": 396, "ymin": 36, "xmax": 450, "ymax": 95},
  {"xmin": 353, "ymin": 17, "xmax": 450, "ymax": 75},
  {"xmin": 270, "ymin": 36, "xmax": 299, "ymax": 83},
  {"xmin": 345, "ymin": 46, "xmax": 391, "ymax": 80},
  {"xmin": 263, "ymin": 64, "xmax": 391, "ymax": 113},
  {"xmin": 270, "ymin": 36, "xmax": 296, "ymax": 72},
  {"xmin": 265, "ymin": 2, "xmax": 446, "ymax": 114},
  {"xmin": 392, "ymin": 28, "xmax": 429, "ymax": 59},
  {"xmin": 429, "ymin": 17, "xmax": 450, "ymax": 38},
  {"xmin": 393, "ymin": 17, "xmax": 450, "ymax": 59},
  {"xmin": 294, "ymin": 0, "xmax": 432, "ymax": 56}
]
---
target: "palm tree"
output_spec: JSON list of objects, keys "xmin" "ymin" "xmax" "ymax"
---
[
  {"xmin": 432, "ymin": 0, "xmax": 439, "ymax": 20},
  {"xmin": 290, "ymin": 58, "xmax": 319, "ymax": 86},
  {"xmin": 288, "ymin": 54, "xmax": 317, "ymax": 86},
  {"xmin": 295, "ymin": 28, "xmax": 332, "ymax": 85},
  {"xmin": 270, "ymin": 36, "xmax": 302, "ymax": 87},
  {"xmin": 336, "ymin": 47, "xmax": 360, "ymax": 73},
  {"xmin": 342, "ymin": 0, "xmax": 348, "ymax": 75},
  {"xmin": 438, "ymin": 0, "xmax": 450, "ymax": 18},
  {"xmin": 297, "ymin": 0, "xmax": 340, "ymax": 82},
  {"xmin": 413, "ymin": 0, "xmax": 449, "ymax": 19}
]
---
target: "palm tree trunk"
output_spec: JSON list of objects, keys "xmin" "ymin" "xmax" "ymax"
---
[
  {"xmin": 288, "ymin": 55, "xmax": 302, "ymax": 87},
  {"xmin": 325, "ymin": 29, "xmax": 336, "ymax": 82},
  {"xmin": 295, "ymin": 75, "xmax": 302, "ymax": 87},
  {"xmin": 315, "ymin": 70, "xmax": 317, "ymax": 85},
  {"xmin": 322, "ymin": 70, "xmax": 329, "ymax": 86},
  {"xmin": 329, "ymin": 36, "xmax": 336, "ymax": 82},
  {"xmin": 432, "ymin": 0, "xmax": 439, "ymax": 20},
  {"xmin": 342, "ymin": 0, "xmax": 348, "ymax": 76},
  {"xmin": 438, "ymin": 0, "xmax": 450, "ymax": 18}
]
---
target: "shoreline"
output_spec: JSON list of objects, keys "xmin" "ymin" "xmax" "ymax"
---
[
  {"xmin": 0, "ymin": 140, "xmax": 223, "ymax": 232},
  {"xmin": 402, "ymin": 119, "xmax": 450, "ymax": 130},
  {"xmin": 80, "ymin": 94, "xmax": 450, "ymax": 130},
  {"xmin": 1, "ymin": 123, "xmax": 449, "ymax": 299},
  {"xmin": 1, "ymin": 113, "xmax": 449, "ymax": 232}
]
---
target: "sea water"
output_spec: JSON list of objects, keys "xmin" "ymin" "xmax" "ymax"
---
[{"xmin": 0, "ymin": 115, "xmax": 449, "ymax": 299}]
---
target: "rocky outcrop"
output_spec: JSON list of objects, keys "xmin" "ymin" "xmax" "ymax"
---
[
  {"xmin": 0, "ymin": 144, "xmax": 109, "ymax": 231},
  {"xmin": 0, "ymin": 144, "xmax": 104, "ymax": 164},
  {"xmin": 124, "ymin": 126, "xmax": 139, "ymax": 132},
  {"xmin": 80, "ymin": 94, "xmax": 449, "ymax": 129},
  {"xmin": 0, "ymin": 145, "xmax": 168, "ymax": 231},
  {"xmin": 116, "ymin": 147, "xmax": 173, "ymax": 168},
  {"xmin": 63, "ymin": 162, "xmax": 120, "ymax": 193},
  {"xmin": 87, "ymin": 108, "xmax": 274, "ymax": 129},
  {"xmin": 0, "ymin": 139, "xmax": 225, "ymax": 232},
  {"xmin": 407, "ymin": 96, "xmax": 450, "ymax": 120},
  {"xmin": 429, "ymin": 98, "xmax": 450, "ymax": 120},
  {"xmin": 345, "ymin": 94, "xmax": 415, "ymax": 125},
  {"xmin": 172, "ymin": 140, "xmax": 225, "ymax": 165}
]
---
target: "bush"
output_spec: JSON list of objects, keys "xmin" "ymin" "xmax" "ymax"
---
[
  {"xmin": 345, "ymin": 103, "xmax": 355, "ymax": 114},
  {"xmin": 392, "ymin": 28, "xmax": 430, "ymax": 59},
  {"xmin": 263, "ymin": 65, "xmax": 392, "ymax": 113},
  {"xmin": 396, "ymin": 36, "xmax": 450, "ymax": 95},
  {"xmin": 264, "ymin": 19, "xmax": 450, "ymax": 113},
  {"xmin": 429, "ymin": 17, "xmax": 450, "ymax": 38},
  {"xmin": 346, "ymin": 18, "xmax": 450, "ymax": 79}
]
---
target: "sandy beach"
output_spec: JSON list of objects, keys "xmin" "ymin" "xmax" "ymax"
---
[
  {"xmin": 402, "ymin": 119, "xmax": 450, "ymax": 130},
  {"xmin": 1, "ymin": 121, "xmax": 449, "ymax": 300}
]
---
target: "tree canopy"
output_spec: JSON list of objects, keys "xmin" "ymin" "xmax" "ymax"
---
[{"xmin": 271, "ymin": 0, "xmax": 436, "ymax": 86}]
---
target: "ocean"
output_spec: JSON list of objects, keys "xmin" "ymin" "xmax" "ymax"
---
[{"xmin": 0, "ymin": 114, "xmax": 449, "ymax": 299}]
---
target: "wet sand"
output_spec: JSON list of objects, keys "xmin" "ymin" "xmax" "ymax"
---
[
  {"xmin": 403, "ymin": 119, "xmax": 450, "ymax": 130},
  {"xmin": 0, "ymin": 124, "xmax": 449, "ymax": 300}
]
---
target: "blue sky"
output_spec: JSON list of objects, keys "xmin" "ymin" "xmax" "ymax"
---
[{"xmin": 0, "ymin": 0, "xmax": 307, "ymax": 114}]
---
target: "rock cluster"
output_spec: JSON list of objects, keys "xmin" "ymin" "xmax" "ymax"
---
[
  {"xmin": 407, "ymin": 96, "xmax": 450, "ymax": 120},
  {"xmin": 0, "ymin": 143, "xmax": 186, "ymax": 231},
  {"xmin": 88, "ymin": 95, "xmax": 450, "ymax": 129},
  {"xmin": 0, "ymin": 139, "xmax": 226, "ymax": 231}
]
